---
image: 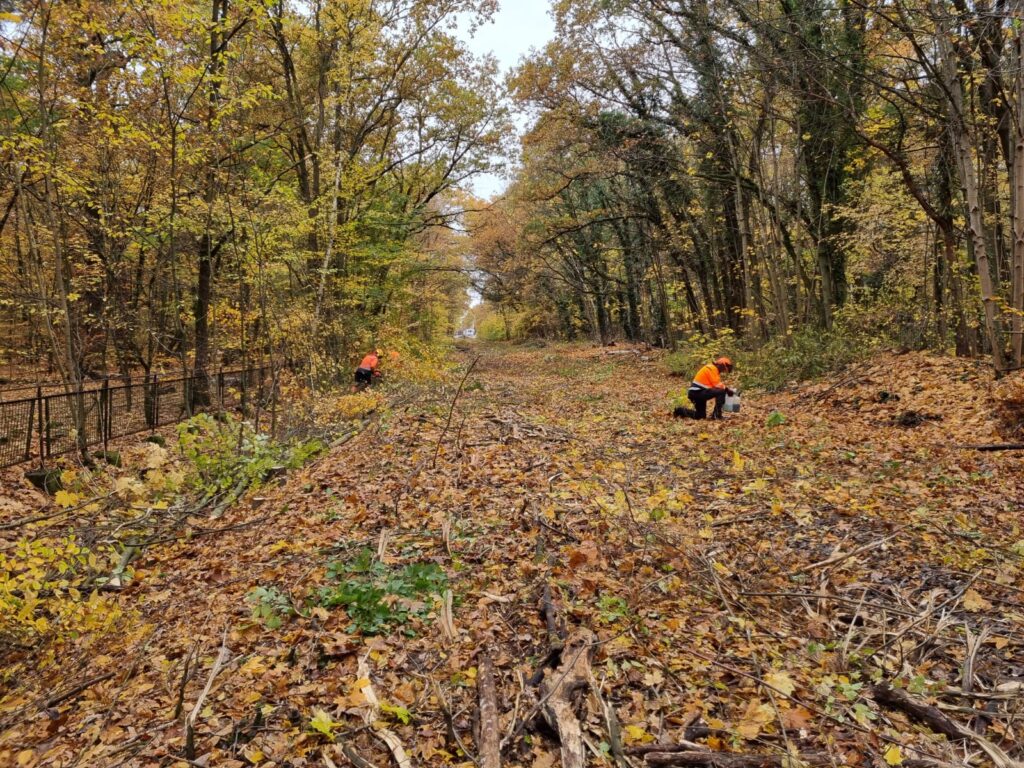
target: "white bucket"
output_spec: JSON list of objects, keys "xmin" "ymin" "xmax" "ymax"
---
[{"xmin": 723, "ymin": 393, "xmax": 741, "ymax": 413}]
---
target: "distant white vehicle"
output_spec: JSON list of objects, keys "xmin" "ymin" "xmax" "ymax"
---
[{"xmin": 455, "ymin": 326, "xmax": 476, "ymax": 339}]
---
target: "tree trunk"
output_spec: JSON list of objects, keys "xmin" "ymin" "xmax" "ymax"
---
[
  {"xmin": 937, "ymin": 9, "xmax": 1006, "ymax": 368},
  {"xmin": 1012, "ymin": 25, "xmax": 1024, "ymax": 366}
]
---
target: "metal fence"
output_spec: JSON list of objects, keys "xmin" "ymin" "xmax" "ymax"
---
[{"xmin": 0, "ymin": 366, "xmax": 275, "ymax": 469}]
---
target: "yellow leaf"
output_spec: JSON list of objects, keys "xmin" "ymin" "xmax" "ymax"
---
[
  {"xmin": 240, "ymin": 656, "xmax": 268, "ymax": 676},
  {"xmin": 17, "ymin": 750, "xmax": 35, "ymax": 767},
  {"xmin": 765, "ymin": 670, "xmax": 796, "ymax": 697},
  {"xmin": 351, "ymin": 677, "xmax": 371, "ymax": 692},
  {"xmin": 54, "ymin": 490, "xmax": 79, "ymax": 508},
  {"xmin": 623, "ymin": 724, "xmax": 653, "ymax": 744},
  {"xmin": 884, "ymin": 745, "xmax": 903, "ymax": 765},
  {"xmin": 732, "ymin": 450, "xmax": 745, "ymax": 472},
  {"xmin": 309, "ymin": 708, "xmax": 337, "ymax": 739},
  {"xmin": 962, "ymin": 589, "xmax": 992, "ymax": 612},
  {"xmin": 736, "ymin": 699, "xmax": 773, "ymax": 740},
  {"xmin": 59, "ymin": 469, "xmax": 77, "ymax": 486}
]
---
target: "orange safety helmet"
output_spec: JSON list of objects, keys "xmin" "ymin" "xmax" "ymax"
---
[{"xmin": 715, "ymin": 356, "xmax": 733, "ymax": 372}]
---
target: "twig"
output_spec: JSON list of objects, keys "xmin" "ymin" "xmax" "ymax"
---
[
  {"xmin": 173, "ymin": 644, "xmax": 199, "ymax": 719},
  {"xmin": 643, "ymin": 752, "xmax": 831, "ymax": 767},
  {"xmin": 793, "ymin": 524, "xmax": 908, "ymax": 574},
  {"xmin": 185, "ymin": 629, "xmax": 232, "ymax": 760},
  {"xmin": 432, "ymin": 356, "xmax": 479, "ymax": 468},
  {"xmin": 43, "ymin": 671, "xmax": 116, "ymax": 708}
]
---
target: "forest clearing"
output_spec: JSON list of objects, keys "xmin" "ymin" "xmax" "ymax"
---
[
  {"xmin": 5, "ymin": 0, "xmax": 1024, "ymax": 765},
  {"xmin": 1, "ymin": 344, "xmax": 1023, "ymax": 767}
]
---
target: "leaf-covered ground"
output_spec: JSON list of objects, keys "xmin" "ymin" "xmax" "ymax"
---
[{"xmin": 2, "ymin": 344, "xmax": 1023, "ymax": 767}]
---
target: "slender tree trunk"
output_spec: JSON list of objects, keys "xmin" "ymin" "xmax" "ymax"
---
[
  {"xmin": 937, "ymin": 12, "xmax": 1005, "ymax": 368},
  {"xmin": 1012, "ymin": 24, "xmax": 1024, "ymax": 366},
  {"xmin": 193, "ymin": 0, "xmax": 230, "ymax": 405}
]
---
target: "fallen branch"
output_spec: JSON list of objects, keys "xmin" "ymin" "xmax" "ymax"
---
[
  {"xmin": 541, "ymin": 583, "xmax": 566, "ymax": 644},
  {"xmin": 540, "ymin": 628, "xmax": 596, "ymax": 768},
  {"xmin": 793, "ymin": 525, "xmax": 908, "ymax": 574},
  {"xmin": 872, "ymin": 682, "xmax": 1021, "ymax": 768},
  {"xmin": 626, "ymin": 743, "xmax": 715, "ymax": 757},
  {"xmin": 185, "ymin": 630, "xmax": 232, "ymax": 760},
  {"xmin": 477, "ymin": 650, "xmax": 501, "ymax": 768},
  {"xmin": 43, "ymin": 671, "xmax": 116, "ymax": 709},
  {"xmin": 643, "ymin": 752, "xmax": 830, "ymax": 767},
  {"xmin": 961, "ymin": 443, "xmax": 1024, "ymax": 451},
  {"xmin": 359, "ymin": 657, "xmax": 413, "ymax": 768}
]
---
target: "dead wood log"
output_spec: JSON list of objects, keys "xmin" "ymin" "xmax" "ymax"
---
[
  {"xmin": 477, "ymin": 650, "xmax": 501, "ymax": 768},
  {"xmin": 872, "ymin": 682, "xmax": 963, "ymax": 740},
  {"xmin": 644, "ymin": 752, "xmax": 830, "ymax": 767},
  {"xmin": 961, "ymin": 443, "xmax": 1024, "ymax": 451},
  {"xmin": 540, "ymin": 583, "xmax": 566, "ymax": 644},
  {"xmin": 872, "ymin": 682, "xmax": 1020, "ymax": 768},
  {"xmin": 626, "ymin": 743, "xmax": 710, "ymax": 757},
  {"xmin": 540, "ymin": 628, "xmax": 595, "ymax": 768}
]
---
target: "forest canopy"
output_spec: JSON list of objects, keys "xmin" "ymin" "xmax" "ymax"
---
[
  {"xmin": 0, "ymin": 0, "xmax": 507, "ymax": 390},
  {"xmin": 468, "ymin": 0, "xmax": 1024, "ymax": 375}
]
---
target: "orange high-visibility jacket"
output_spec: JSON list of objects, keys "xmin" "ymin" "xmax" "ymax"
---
[
  {"xmin": 358, "ymin": 353, "xmax": 379, "ymax": 371},
  {"xmin": 690, "ymin": 363, "xmax": 722, "ymax": 389}
]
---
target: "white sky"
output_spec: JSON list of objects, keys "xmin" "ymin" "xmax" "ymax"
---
[{"xmin": 457, "ymin": 0, "xmax": 555, "ymax": 200}]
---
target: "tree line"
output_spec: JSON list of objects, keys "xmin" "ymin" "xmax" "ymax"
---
[
  {"xmin": 0, "ymin": 0, "xmax": 507, "ymax": 397},
  {"xmin": 471, "ymin": 0, "xmax": 1024, "ymax": 372}
]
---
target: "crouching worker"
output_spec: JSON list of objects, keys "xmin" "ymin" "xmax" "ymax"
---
[
  {"xmin": 673, "ymin": 357, "xmax": 735, "ymax": 420},
  {"xmin": 353, "ymin": 348, "xmax": 382, "ymax": 390}
]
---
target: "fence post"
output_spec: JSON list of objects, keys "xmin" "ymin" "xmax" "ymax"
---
[
  {"xmin": 36, "ymin": 387, "xmax": 43, "ymax": 467},
  {"xmin": 240, "ymin": 367, "xmax": 248, "ymax": 414},
  {"xmin": 43, "ymin": 395, "xmax": 51, "ymax": 460},
  {"xmin": 25, "ymin": 389, "xmax": 37, "ymax": 464},
  {"xmin": 218, "ymin": 368, "xmax": 225, "ymax": 411},
  {"xmin": 151, "ymin": 374, "xmax": 159, "ymax": 431},
  {"xmin": 101, "ymin": 378, "xmax": 110, "ymax": 454}
]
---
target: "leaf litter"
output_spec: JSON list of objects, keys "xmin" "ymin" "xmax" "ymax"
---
[{"xmin": 1, "ymin": 345, "xmax": 1023, "ymax": 767}]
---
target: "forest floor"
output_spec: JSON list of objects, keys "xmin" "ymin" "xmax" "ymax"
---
[{"xmin": 2, "ymin": 342, "xmax": 1023, "ymax": 768}]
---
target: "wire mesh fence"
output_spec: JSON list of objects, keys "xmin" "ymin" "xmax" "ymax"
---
[{"xmin": 0, "ymin": 366, "xmax": 275, "ymax": 469}]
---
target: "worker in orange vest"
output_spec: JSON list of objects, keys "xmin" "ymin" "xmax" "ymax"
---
[
  {"xmin": 674, "ymin": 357, "xmax": 735, "ymax": 420},
  {"xmin": 354, "ymin": 348, "xmax": 382, "ymax": 389}
]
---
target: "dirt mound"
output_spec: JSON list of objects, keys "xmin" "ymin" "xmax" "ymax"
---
[
  {"xmin": 994, "ymin": 373, "xmax": 1024, "ymax": 440},
  {"xmin": 799, "ymin": 351, "xmax": 1003, "ymax": 442}
]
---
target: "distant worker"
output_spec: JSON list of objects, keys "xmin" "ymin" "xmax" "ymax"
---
[
  {"xmin": 354, "ymin": 348, "xmax": 382, "ymax": 390},
  {"xmin": 674, "ymin": 357, "xmax": 735, "ymax": 420}
]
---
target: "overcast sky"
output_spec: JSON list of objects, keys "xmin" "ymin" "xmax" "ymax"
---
[{"xmin": 458, "ymin": 0, "xmax": 555, "ymax": 200}]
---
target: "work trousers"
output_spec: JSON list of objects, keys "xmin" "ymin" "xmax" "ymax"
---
[{"xmin": 687, "ymin": 386, "xmax": 726, "ymax": 419}]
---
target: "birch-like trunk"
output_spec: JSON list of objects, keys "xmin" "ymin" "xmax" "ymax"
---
[{"xmin": 936, "ymin": 9, "xmax": 1006, "ymax": 369}]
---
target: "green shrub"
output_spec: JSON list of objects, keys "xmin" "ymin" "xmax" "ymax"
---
[
  {"xmin": 177, "ymin": 414, "xmax": 326, "ymax": 501},
  {"xmin": 246, "ymin": 586, "xmax": 294, "ymax": 629},
  {"xmin": 740, "ymin": 323, "xmax": 878, "ymax": 391},
  {"xmin": 665, "ymin": 319, "xmax": 880, "ymax": 393},
  {"xmin": 319, "ymin": 549, "xmax": 448, "ymax": 635},
  {"xmin": 665, "ymin": 329, "xmax": 736, "ymax": 378}
]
